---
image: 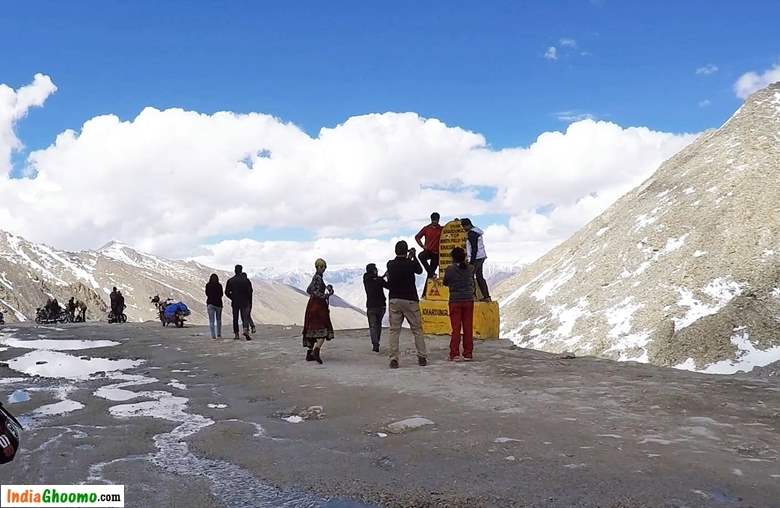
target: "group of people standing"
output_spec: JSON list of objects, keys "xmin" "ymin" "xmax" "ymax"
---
[
  {"xmin": 204, "ymin": 265, "xmax": 256, "ymax": 340},
  {"xmin": 201, "ymin": 213, "xmax": 490, "ymax": 368}
]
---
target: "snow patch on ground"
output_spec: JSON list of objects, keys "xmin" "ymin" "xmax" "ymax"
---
[
  {"xmin": 596, "ymin": 227, "xmax": 609, "ymax": 237},
  {"xmin": 693, "ymin": 250, "xmax": 707, "ymax": 257},
  {"xmin": 674, "ymin": 278, "xmax": 743, "ymax": 330},
  {"xmin": 531, "ymin": 264, "xmax": 576, "ymax": 301},
  {"xmin": 6, "ymin": 350, "xmax": 142, "ymax": 380},
  {"xmin": 675, "ymin": 327, "xmax": 780, "ymax": 374},
  {"xmin": 0, "ymin": 337, "xmax": 119, "ymax": 350}
]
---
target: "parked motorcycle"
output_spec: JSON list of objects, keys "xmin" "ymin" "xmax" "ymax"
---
[
  {"xmin": 150, "ymin": 296, "xmax": 190, "ymax": 328},
  {"xmin": 107, "ymin": 308, "xmax": 127, "ymax": 323},
  {"xmin": 34, "ymin": 307, "xmax": 72, "ymax": 325}
]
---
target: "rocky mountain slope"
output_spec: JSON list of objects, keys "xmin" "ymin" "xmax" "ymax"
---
[
  {"xmin": 0, "ymin": 233, "xmax": 366, "ymax": 329},
  {"xmin": 495, "ymin": 82, "xmax": 780, "ymax": 374}
]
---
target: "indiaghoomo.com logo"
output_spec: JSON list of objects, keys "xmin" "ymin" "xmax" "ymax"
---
[{"xmin": 1, "ymin": 485, "xmax": 124, "ymax": 507}]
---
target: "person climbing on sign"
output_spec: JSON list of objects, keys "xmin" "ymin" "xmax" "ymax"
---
[
  {"xmin": 460, "ymin": 218, "xmax": 491, "ymax": 302},
  {"xmin": 415, "ymin": 212, "xmax": 443, "ymax": 281},
  {"xmin": 443, "ymin": 247, "xmax": 475, "ymax": 361}
]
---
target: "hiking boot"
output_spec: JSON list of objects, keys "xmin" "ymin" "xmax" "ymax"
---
[
  {"xmin": 418, "ymin": 356, "xmax": 427, "ymax": 367},
  {"xmin": 251, "ymin": 325, "xmax": 257, "ymax": 334},
  {"xmin": 306, "ymin": 349, "xmax": 314, "ymax": 361},
  {"xmin": 244, "ymin": 331, "xmax": 252, "ymax": 341},
  {"xmin": 389, "ymin": 359, "xmax": 399, "ymax": 369},
  {"xmin": 372, "ymin": 344, "xmax": 380, "ymax": 353},
  {"xmin": 233, "ymin": 334, "xmax": 240, "ymax": 340},
  {"xmin": 313, "ymin": 348, "xmax": 323, "ymax": 364}
]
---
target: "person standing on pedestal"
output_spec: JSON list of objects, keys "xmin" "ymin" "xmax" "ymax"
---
[
  {"xmin": 415, "ymin": 212, "xmax": 443, "ymax": 281},
  {"xmin": 460, "ymin": 218, "xmax": 491, "ymax": 302}
]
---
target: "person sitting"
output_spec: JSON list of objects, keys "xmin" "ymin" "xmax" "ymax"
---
[
  {"xmin": 415, "ymin": 212, "xmax": 443, "ymax": 281},
  {"xmin": 460, "ymin": 218, "xmax": 491, "ymax": 302}
]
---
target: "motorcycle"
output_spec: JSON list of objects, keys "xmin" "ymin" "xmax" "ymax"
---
[
  {"xmin": 155, "ymin": 302, "xmax": 191, "ymax": 328},
  {"xmin": 34, "ymin": 307, "xmax": 72, "ymax": 325},
  {"xmin": 107, "ymin": 307, "xmax": 127, "ymax": 323}
]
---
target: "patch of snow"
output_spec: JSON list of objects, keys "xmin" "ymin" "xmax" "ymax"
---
[
  {"xmin": 693, "ymin": 250, "xmax": 707, "ymax": 257},
  {"xmin": 552, "ymin": 299, "xmax": 588, "ymax": 338},
  {"xmin": 674, "ymin": 278, "xmax": 743, "ymax": 330},
  {"xmin": 683, "ymin": 187, "xmax": 696, "ymax": 195},
  {"xmin": 596, "ymin": 227, "xmax": 609, "ymax": 237},
  {"xmin": 207, "ymin": 403, "xmax": 228, "ymax": 409},
  {"xmin": 6, "ymin": 350, "xmax": 143, "ymax": 380},
  {"xmin": 0, "ymin": 297, "xmax": 27, "ymax": 321},
  {"xmin": 167, "ymin": 380, "xmax": 187, "ymax": 390},
  {"xmin": 675, "ymin": 327, "xmax": 780, "ymax": 374},
  {"xmin": 532, "ymin": 264, "xmax": 576, "ymax": 301},
  {"xmin": 633, "ymin": 214, "xmax": 657, "ymax": 231},
  {"xmin": 283, "ymin": 415, "xmax": 304, "ymax": 424},
  {"xmin": 606, "ymin": 298, "xmax": 641, "ymax": 338},
  {"xmin": 0, "ymin": 337, "xmax": 119, "ymax": 350}
]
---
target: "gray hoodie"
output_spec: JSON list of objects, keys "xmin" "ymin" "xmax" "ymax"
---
[{"xmin": 443, "ymin": 263, "xmax": 475, "ymax": 302}]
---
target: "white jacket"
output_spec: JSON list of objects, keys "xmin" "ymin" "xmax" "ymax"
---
[{"xmin": 466, "ymin": 227, "xmax": 487, "ymax": 261}]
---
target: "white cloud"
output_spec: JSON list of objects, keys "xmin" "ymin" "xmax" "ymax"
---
[
  {"xmin": 698, "ymin": 99, "xmax": 711, "ymax": 108},
  {"xmin": 544, "ymin": 47, "xmax": 558, "ymax": 60},
  {"xmin": 559, "ymin": 38, "xmax": 577, "ymax": 48},
  {"xmin": 555, "ymin": 111, "xmax": 596, "ymax": 122},
  {"xmin": 734, "ymin": 62, "xmax": 780, "ymax": 99},
  {"xmin": 695, "ymin": 64, "xmax": 718, "ymax": 76},
  {"xmin": 0, "ymin": 73, "xmax": 57, "ymax": 176},
  {"xmin": 0, "ymin": 74, "xmax": 698, "ymax": 275}
]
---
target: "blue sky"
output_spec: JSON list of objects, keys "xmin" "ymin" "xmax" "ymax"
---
[
  {"xmin": 0, "ymin": 1, "xmax": 778, "ymax": 268},
  {"xmin": 3, "ymin": 0, "xmax": 777, "ymax": 154}
]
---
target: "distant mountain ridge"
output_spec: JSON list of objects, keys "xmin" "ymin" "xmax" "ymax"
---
[{"xmin": 0, "ymin": 233, "xmax": 366, "ymax": 329}]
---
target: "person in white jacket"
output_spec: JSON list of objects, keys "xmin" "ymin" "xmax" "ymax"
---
[{"xmin": 460, "ymin": 218, "xmax": 490, "ymax": 301}]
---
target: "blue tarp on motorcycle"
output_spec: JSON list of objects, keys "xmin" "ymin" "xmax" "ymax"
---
[{"xmin": 163, "ymin": 302, "xmax": 191, "ymax": 319}]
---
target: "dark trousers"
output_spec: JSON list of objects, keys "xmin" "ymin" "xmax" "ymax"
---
[
  {"xmin": 449, "ymin": 300, "xmax": 474, "ymax": 359},
  {"xmin": 418, "ymin": 250, "xmax": 440, "ymax": 278},
  {"xmin": 232, "ymin": 303, "xmax": 251, "ymax": 335},
  {"xmin": 473, "ymin": 258, "xmax": 490, "ymax": 299},
  {"xmin": 366, "ymin": 307, "xmax": 386, "ymax": 347}
]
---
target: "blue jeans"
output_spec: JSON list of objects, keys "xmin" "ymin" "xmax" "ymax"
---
[
  {"xmin": 366, "ymin": 307, "xmax": 385, "ymax": 347},
  {"xmin": 207, "ymin": 304, "xmax": 222, "ymax": 338}
]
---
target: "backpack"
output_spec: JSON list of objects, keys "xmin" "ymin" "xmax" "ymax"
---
[{"xmin": 0, "ymin": 402, "xmax": 22, "ymax": 464}]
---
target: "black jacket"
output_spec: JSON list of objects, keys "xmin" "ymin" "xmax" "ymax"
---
[
  {"xmin": 363, "ymin": 273, "xmax": 388, "ymax": 309},
  {"xmin": 225, "ymin": 274, "xmax": 253, "ymax": 306},
  {"xmin": 386, "ymin": 256, "xmax": 423, "ymax": 302},
  {"xmin": 205, "ymin": 281, "xmax": 224, "ymax": 307}
]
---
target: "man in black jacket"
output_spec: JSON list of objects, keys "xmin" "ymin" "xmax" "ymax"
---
[
  {"xmin": 363, "ymin": 263, "xmax": 388, "ymax": 353},
  {"xmin": 385, "ymin": 241, "xmax": 428, "ymax": 368},
  {"xmin": 225, "ymin": 264, "xmax": 253, "ymax": 340}
]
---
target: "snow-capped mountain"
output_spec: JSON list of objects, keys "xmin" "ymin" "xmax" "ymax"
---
[
  {"xmin": 494, "ymin": 82, "xmax": 780, "ymax": 374},
  {"xmin": 0, "ymin": 233, "xmax": 366, "ymax": 329}
]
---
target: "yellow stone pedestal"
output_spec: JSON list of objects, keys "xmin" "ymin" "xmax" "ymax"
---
[{"xmin": 419, "ymin": 278, "xmax": 500, "ymax": 339}]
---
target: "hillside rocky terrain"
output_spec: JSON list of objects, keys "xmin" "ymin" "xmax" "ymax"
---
[{"xmin": 495, "ymin": 82, "xmax": 780, "ymax": 374}]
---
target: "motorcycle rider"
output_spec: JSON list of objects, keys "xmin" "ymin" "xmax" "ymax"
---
[
  {"xmin": 66, "ymin": 297, "xmax": 77, "ymax": 321},
  {"xmin": 50, "ymin": 298, "xmax": 61, "ymax": 319},
  {"xmin": 110, "ymin": 287, "xmax": 120, "ymax": 320}
]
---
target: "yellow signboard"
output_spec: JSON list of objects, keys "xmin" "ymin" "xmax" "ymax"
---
[{"xmin": 437, "ymin": 219, "xmax": 467, "ymax": 275}]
